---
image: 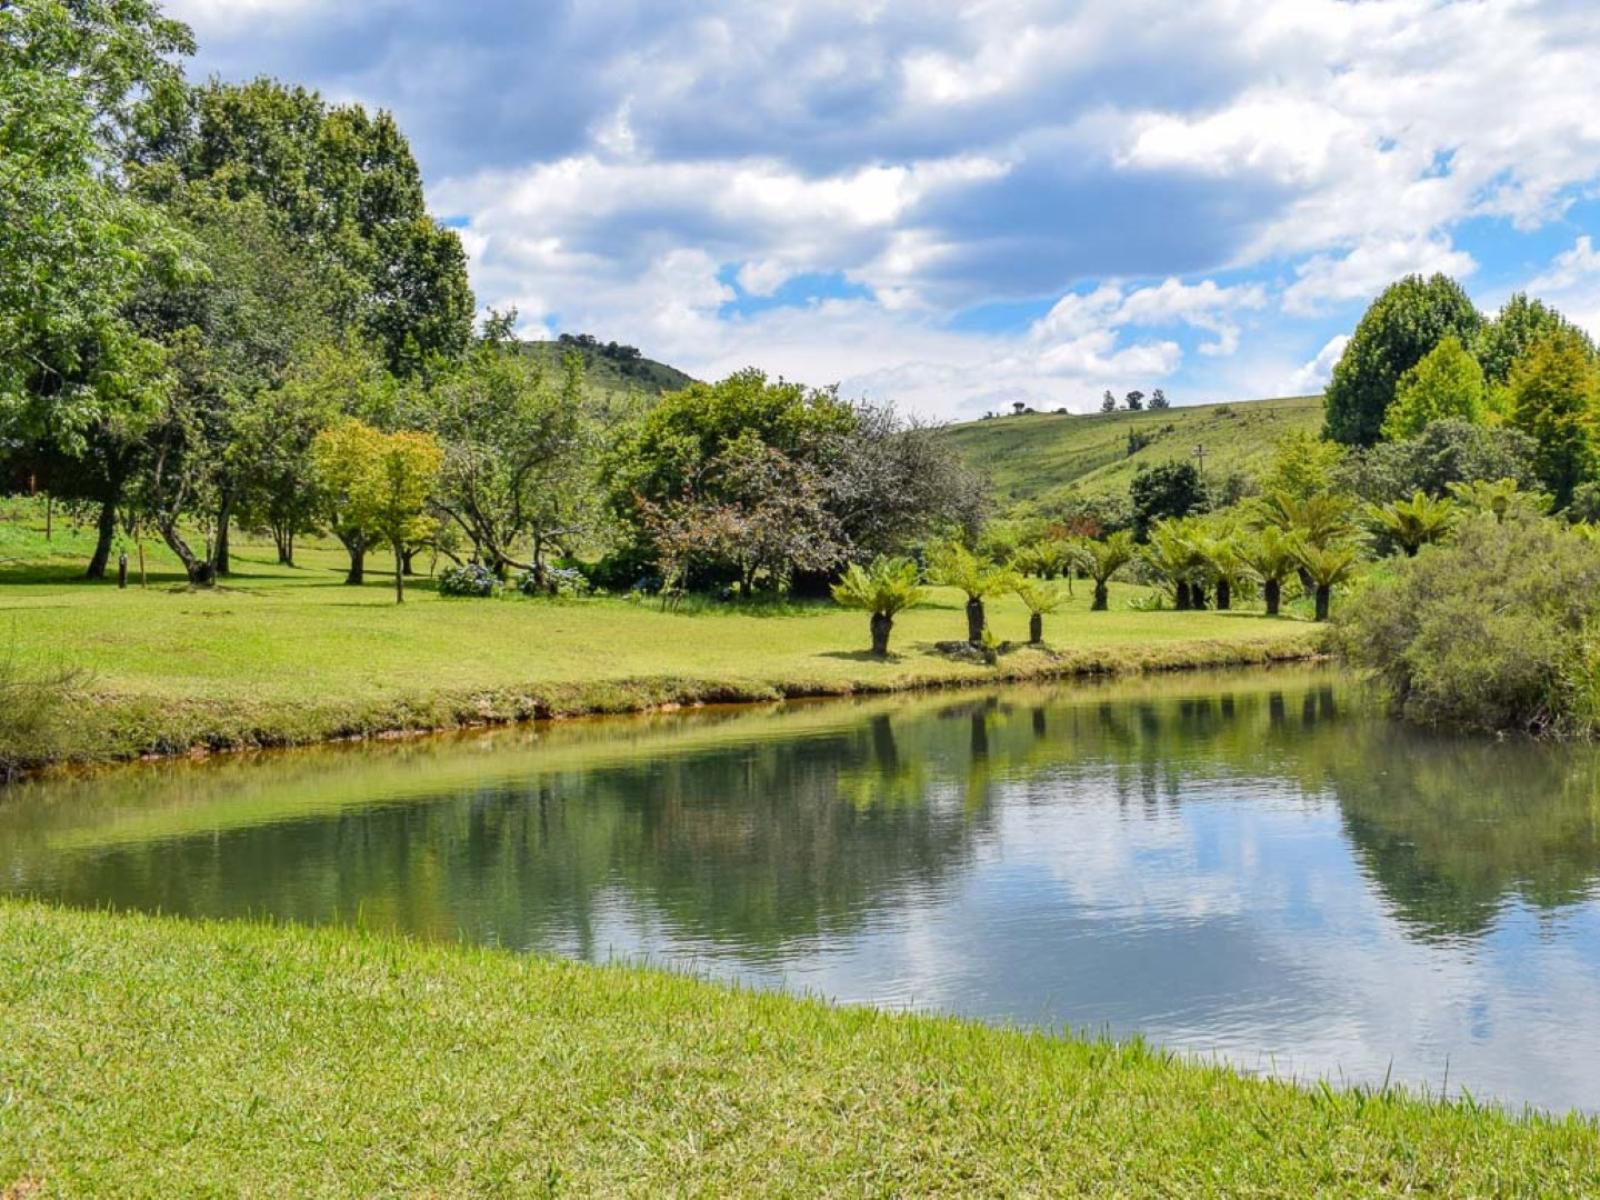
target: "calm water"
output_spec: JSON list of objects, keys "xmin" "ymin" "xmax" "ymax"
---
[{"xmin": 6, "ymin": 668, "xmax": 1600, "ymax": 1113}]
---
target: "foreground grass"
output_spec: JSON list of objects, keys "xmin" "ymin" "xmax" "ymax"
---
[
  {"xmin": 0, "ymin": 505, "xmax": 1316, "ymax": 767},
  {"xmin": 0, "ymin": 902, "xmax": 1595, "ymax": 1197}
]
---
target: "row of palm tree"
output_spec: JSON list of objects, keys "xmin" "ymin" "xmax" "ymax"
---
[{"xmin": 831, "ymin": 477, "xmax": 1542, "ymax": 657}]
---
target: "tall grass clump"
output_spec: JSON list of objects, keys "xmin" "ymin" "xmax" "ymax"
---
[
  {"xmin": 1333, "ymin": 515, "xmax": 1600, "ymax": 736},
  {"xmin": 0, "ymin": 649, "xmax": 82, "ymax": 781}
]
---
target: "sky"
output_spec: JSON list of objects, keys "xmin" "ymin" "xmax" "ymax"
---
[{"xmin": 162, "ymin": 0, "xmax": 1600, "ymax": 420}]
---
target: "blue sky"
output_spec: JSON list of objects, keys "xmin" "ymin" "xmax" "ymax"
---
[{"xmin": 164, "ymin": 0, "xmax": 1600, "ymax": 420}]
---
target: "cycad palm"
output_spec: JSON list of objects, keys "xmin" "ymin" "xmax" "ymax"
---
[
  {"xmin": 1077, "ymin": 531, "xmax": 1134, "ymax": 611},
  {"xmin": 1238, "ymin": 527, "xmax": 1298, "ymax": 616},
  {"xmin": 1011, "ymin": 540, "xmax": 1069, "ymax": 581},
  {"xmin": 1144, "ymin": 518, "xmax": 1211, "ymax": 609},
  {"xmin": 1446, "ymin": 477, "xmax": 1548, "ymax": 523},
  {"xmin": 1247, "ymin": 489, "xmax": 1356, "ymax": 548},
  {"xmin": 1012, "ymin": 577, "xmax": 1067, "ymax": 644},
  {"xmin": 1292, "ymin": 539, "xmax": 1360, "ymax": 621},
  {"xmin": 831, "ymin": 556, "xmax": 926, "ymax": 656},
  {"xmin": 1364, "ymin": 491, "xmax": 1455, "ymax": 557},
  {"xmin": 1198, "ymin": 529, "xmax": 1251, "ymax": 611},
  {"xmin": 927, "ymin": 542, "xmax": 1013, "ymax": 643}
]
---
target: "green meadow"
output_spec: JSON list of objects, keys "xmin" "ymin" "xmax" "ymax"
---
[{"xmin": 0, "ymin": 500, "xmax": 1314, "ymax": 769}]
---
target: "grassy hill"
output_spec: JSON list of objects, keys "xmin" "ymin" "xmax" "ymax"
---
[
  {"xmin": 941, "ymin": 394, "xmax": 1324, "ymax": 504},
  {"xmin": 520, "ymin": 337, "xmax": 695, "ymax": 402}
]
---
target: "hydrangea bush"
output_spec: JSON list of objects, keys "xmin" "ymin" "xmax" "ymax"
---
[
  {"xmin": 436, "ymin": 563, "xmax": 502, "ymax": 598},
  {"xmin": 517, "ymin": 566, "xmax": 591, "ymax": 598}
]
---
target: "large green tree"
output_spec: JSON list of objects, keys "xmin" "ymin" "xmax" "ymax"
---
[
  {"xmin": 1476, "ymin": 293, "xmax": 1595, "ymax": 387},
  {"xmin": 604, "ymin": 369, "xmax": 855, "ymax": 557},
  {"xmin": 1381, "ymin": 335, "xmax": 1486, "ymax": 440},
  {"xmin": 141, "ymin": 76, "xmax": 473, "ymax": 375},
  {"xmin": 1323, "ymin": 274, "xmax": 1482, "ymax": 446},
  {"xmin": 0, "ymin": 0, "xmax": 195, "ymax": 578},
  {"xmin": 1509, "ymin": 328, "xmax": 1600, "ymax": 510},
  {"xmin": 129, "ymin": 188, "xmax": 337, "ymax": 583},
  {"xmin": 429, "ymin": 314, "xmax": 594, "ymax": 581},
  {"xmin": 1129, "ymin": 459, "xmax": 1205, "ymax": 540}
]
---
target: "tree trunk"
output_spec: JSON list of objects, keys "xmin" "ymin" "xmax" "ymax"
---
[
  {"xmin": 1191, "ymin": 582, "xmax": 1208, "ymax": 610},
  {"xmin": 1175, "ymin": 581, "xmax": 1192, "ymax": 610},
  {"xmin": 86, "ymin": 493, "xmax": 118, "ymax": 580},
  {"xmin": 1314, "ymin": 585, "xmax": 1331, "ymax": 622},
  {"xmin": 1092, "ymin": 581, "xmax": 1109, "ymax": 611},
  {"xmin": 965, "ymin": 597, "xmax": 985, "ymax": 644},
  {"xmin": 158, "ymin": 521, "xmax": 214, "ymax": 587},
  {"xmin": 213, "ymin": 493, "xmax": 233, "ymax": 577},
  {"xmin": 1028, "ymin": 612, "xmax": 1043, "ymax": 644},
  {"xmin": 1264, "ymin": 579, "xmax": 1281, "ymax": 617},
  {"xmin": 392, "ymin": 539, "xmax": 405, "ymax": 604},
  {"xmin": 1216, "ymin": 579, "xmax": 1231, "ymax": 611},
  {"xmin": 401, "ymin": 546, "xmax": 418, "ymax": 577},
  {"xmin": 870, "ymin": 611, "xmax": 892, "ymax": 656},
  {"xmin": 272, "ymin": 523, "xmax": 295, "ymax": 566},
  {"xmin": 337, "ymin": 531, "xmax": 366, "ymax": 586}
]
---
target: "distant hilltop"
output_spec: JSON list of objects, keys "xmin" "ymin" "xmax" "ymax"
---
[
  {"xmin": 522, "ymin": 334, "xmax": 696, "ymax": 398},
  {"xmin": 938, "ymin": 394, "xmax": 1323, "ymax": 503}
]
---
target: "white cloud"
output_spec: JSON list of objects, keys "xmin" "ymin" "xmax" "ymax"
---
[
  {"xmin": 1290, "ymin": 335, "xmax": 1350, "ymax": 394},
  {"xmin": 1282, "ymin": 236, "xmax": 1478, "ymax": 317},
  {"xmin": 1524, "ymin": 236, "xmax": 1600, "ymax": 339},
  {"xmin": 162, "ymin": 0, "xmax": 324, "ymax": 33},
  {"xmin": 176, "ymin": 0, "xmax": 1600, "ymax": 418},
  {"xmin": 1031, "ymin": 278, "xmax": 1265, "ymax": 359}
]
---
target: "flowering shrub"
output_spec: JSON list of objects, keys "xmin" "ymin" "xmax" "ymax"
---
[
  {"xmin": 437, "ymin": 563, "xmax": 502, "ymax": 598},
  {"xmin": 517, "ymin": 566, "xmax": 591, "ymax": 598}
]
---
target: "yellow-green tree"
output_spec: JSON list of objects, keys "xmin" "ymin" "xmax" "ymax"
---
[
  {"xmin": 314, "ymin": 419, "xmax": 443, "ymax": 603},
  {"xmin": 1509, "ymin": 329, "xmax": 1600, "ymax": 510},
  {"xmin": 1260, "ymin": 430, "xmax": 1343, "ymax": 500},
  {"xmin": 1381, "ymin": 335, "xmax": 1486, "ymax": 440}
]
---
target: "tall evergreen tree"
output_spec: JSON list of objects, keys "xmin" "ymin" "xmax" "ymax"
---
[
  {"xmin": 137, "ymin": 77, "xmax": 474, "ymax": 375},
  {"xmin": 1323, "ymin": 274, "xmax": 1482, "ymax": 446},
  {"xmin": 1476, "ymin": 293, "xmax": 1595, "ymax": 387},
  {"xmin": 1509, "ymin": 328, "xmax": 1600, "ymax": 510}
]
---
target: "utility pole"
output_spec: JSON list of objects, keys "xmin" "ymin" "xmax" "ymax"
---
[{"xmin": 1192, "ymin": 443, "xmax": 1207, "ymax": 478}]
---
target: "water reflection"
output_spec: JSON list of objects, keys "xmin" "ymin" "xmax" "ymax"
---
[{"xmin": 7, "ymin": 668, "xmax": 1600, "ymax": 1111}]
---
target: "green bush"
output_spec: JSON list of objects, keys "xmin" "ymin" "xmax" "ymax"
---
[
  {"xmin": 517, "ymin": 566, "xmax": 591, "ymax": 598},
  {"xmin": 436, "ymin": 563, "xmax": 503, "ymax": 597},
  {"xmin": 1332, "ymin": 516, "xmax": 1600, "ymax": 735}
]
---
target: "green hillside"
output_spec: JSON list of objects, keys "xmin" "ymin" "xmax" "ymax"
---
[
  {"xmin": 941, "ymin": 394, "xmax": 1324, "ymax": 503},
  {"xmin": 520, "ymin": 337, "xmax": 696, "ymax": 402}
]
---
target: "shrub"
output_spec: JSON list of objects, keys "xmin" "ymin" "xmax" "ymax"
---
[
  {"xmin": 517, "ymin": 567, "xmax": 591, "ymax": 598},
  {"xmin": 436, "ymin": 563, "xmax": 503, "ymax": 598},
  {"xmin": 1335, "ymin": 419, "xmax": 1539, "ymax": 505},
  {"xmin": 1332, "ymin": 517, "xmax": 1600, "ymax": 736},
  {"xmin": 1130, "ymin": 460, "xmax": 1206, "ymax": 540}
]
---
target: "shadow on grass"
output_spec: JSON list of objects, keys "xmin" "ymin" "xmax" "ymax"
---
[{"xmin": 815, "ymin": 649, "xmax": 908, "ymax": 663}]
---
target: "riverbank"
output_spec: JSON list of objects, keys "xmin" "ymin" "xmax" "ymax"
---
[
  {"xmin": 0, "ymin": 901, "xmax": 1594, "ymax": 1196},
  {"xmin": 1, "ymin": 529, "xmax": 1318, "ymax": 772}
]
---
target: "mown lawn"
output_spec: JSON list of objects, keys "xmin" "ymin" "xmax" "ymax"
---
[
  {"xmin": 0, "ymin": 500, "xmax": 1316, "ymax": 764},
  {"xmin": 0, "ymin": 902, "xmax": 1594, "ymax": 1197}
]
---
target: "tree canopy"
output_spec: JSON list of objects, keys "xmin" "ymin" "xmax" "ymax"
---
[
  {"xmin": 1323, "ymin": 274, "xmax": 1482, "ymax": 446},
  {"xmin": 1381, "ymin": 335, "xmax": 1486, "ymax": 440}
]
